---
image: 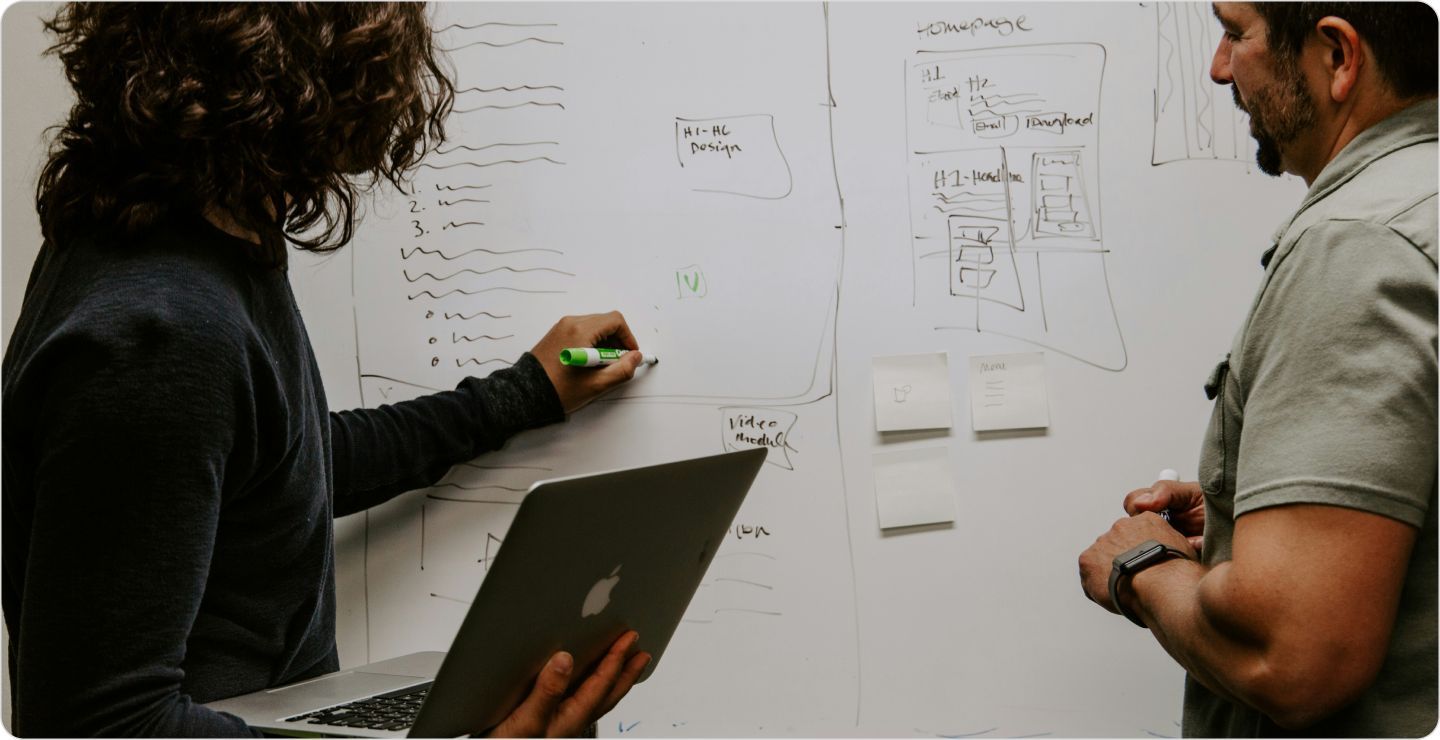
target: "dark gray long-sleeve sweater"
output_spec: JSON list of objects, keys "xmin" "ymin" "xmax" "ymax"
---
[{"xmin": 1, "ymin": 214, "xmax": 564, "ymax": 736}]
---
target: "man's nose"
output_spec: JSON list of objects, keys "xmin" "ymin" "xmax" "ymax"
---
[{"xmin": 1210, "ymin": 36, "xmax": 1233, "ymax": 84}]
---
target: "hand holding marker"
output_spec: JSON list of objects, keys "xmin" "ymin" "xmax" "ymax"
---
[
  {"xmin": 1156, "ymin": 469, "xmax": 1179, "ymax": 522},
  {"xmin": 560, "ymin": 348, "xmax": 659, "ymax": 368}
]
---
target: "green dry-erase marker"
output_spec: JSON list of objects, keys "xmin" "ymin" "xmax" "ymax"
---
[{"xmin": 559, "ymin": 348, "xmax": 659, "ymax": 367}]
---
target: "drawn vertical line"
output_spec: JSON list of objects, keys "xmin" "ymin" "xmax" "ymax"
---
[
  {"xmin": 822, "ymin": 2, "xmax": 862, "ymax": 727},
  {"xmin": 1097, "ymin": 242, "xmax": 1131, "ymax": 372},
  {"xmin": 1195, "ymin": 6, "xmax": 1216, "ymax": 153},
  {"xmin": 903, "ymin": 58, "xmax": 917, "ymax": 308},
  {"xmin": 998, "ymin": 146, "xmax": 1026, "ymax": 321},
  {"xmin": 1088, "ymin": 48, "xmax": 1106, "ymax": 237},
  {"xmin": 1036, "ymin": 252, "xmax": 1049, "ymax": 332},
  {"xmin": 674, "ymin": 120, "xmax": 684, "ymax": 168},
  {"xmin": 1180, "ymin": 3, "xmax": 1199, "ymax": 156}
]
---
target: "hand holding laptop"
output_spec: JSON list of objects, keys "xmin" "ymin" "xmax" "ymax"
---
[
  {"xmin": 207, "ymin": 450, "xmax": 763, "ymax": 737},
  {"xmin": 489, "ymin": 631, "xmax": 651, "ymax": 738}
]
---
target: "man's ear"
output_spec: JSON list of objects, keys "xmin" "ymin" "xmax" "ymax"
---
[{"xmin": 1313, "ymin": 16, "xmax": 1363, "ymax": 103}]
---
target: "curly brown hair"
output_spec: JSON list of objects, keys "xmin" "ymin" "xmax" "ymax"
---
[{"xmin": 36, "ymin": 2, "xmax": 455, "ymax": 267}]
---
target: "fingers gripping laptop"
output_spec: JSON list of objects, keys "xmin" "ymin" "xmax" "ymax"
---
[{"xmin": 205, "ymin": 448, "xmax": 767, "ymax": 737}]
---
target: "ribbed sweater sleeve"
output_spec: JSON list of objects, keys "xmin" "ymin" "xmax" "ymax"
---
[
  {"xmin": 8, "ymin": 257, "xmax": 262, "ymax": 737},
  {"xmin": 329, "ymin": 353, "xmax": 565, "ymax": 517}
]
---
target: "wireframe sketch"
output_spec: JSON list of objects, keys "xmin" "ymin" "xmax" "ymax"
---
[
  {"xmin": 907, "ymin": 43, "xmax": 1127, "ymax": 371},
  {"xmin": 1152, "ymin": 2, "xmax": 1253, "ymax": 165},
  {"xmin": 350, "ymin": 11, "xmax": 841, "ymax": 408},
  {"xmin": 344, "ymin": 7, "xmax": 856, "ymax": 735}
]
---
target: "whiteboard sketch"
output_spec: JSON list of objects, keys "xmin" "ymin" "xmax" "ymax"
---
[
  {"xmin": 906, "ymin": 43, "xmax": 1127, "ymax": 372},
  {"xmin": 352, "ymin": 14, "xmax": 841, "ymax": 407},
  {"xmin": 347, "ymin": 5, "xmax": 859, "ymax": 736},
  {"xmin": 1152, "ymin": 2, "xmax": 1253, "ymax": 165}
]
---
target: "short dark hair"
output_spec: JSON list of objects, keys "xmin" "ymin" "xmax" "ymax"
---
[
  {"xmin": 1253, "ymin": 2, "xmax": 1437, "ymax": 99},
  {"xmin": 37, "ymin": 3, "xmax": 456, "ymax": 267}
]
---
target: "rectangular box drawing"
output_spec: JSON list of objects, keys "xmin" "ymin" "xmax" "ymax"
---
[{"xmin": 907, "ymin": 42, "xmax": 1127, "ymax": 372}]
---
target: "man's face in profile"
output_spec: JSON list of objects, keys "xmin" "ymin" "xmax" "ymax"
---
[
  {"xmin": 1213, "ymin": 3, "xmax": 1318, "ymax": 177},
  {"xmin": 1231, "ymin": 57, "xmax": 1317, "ymax": 176}
]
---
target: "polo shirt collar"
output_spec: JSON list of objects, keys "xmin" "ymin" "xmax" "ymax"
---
[{"xmin": 1265, "ymin": 98, "xmax": 1439, "ymax": 262}]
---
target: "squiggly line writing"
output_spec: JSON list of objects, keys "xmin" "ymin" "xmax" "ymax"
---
[
  {"xmin": 456, "ymin": 84, "xmax": 564, "ymax": 94},
  {"xmin": 404, "ymin": 266, "xmax": 576, "ymax": 282},
  {"xmin": 452, "ymin": 333, "xmax": 515, "ymax": 343},
  {"xmin": 456, "ymin": 357, "xmax": 514, "ymax": 368},
  {"xmin": 437, "ymin": 142, "xmax": 558, "ymax": 156},
  {"xmin": 418, "ymin": 157, "xmax": 566, "ymax": 170},
  {"xmin": 442, "ymin": 38, "xmax": 563, "ymax": 52},
  {"xmin": 408, "ymin": 287, "xmax": 567, "ymax": 300},
  {"xmin": 401, "ymin": 245, "xmax": 563, "ymax": 260},
  {"xmin": 455, "ymin": 102, "xmax": 566, "ymax": 113},
  {"xmin": 444, "ymin": 311, "xmax": 512, "ymax": 320},
  {"xmin": 435, "ymin": 21, "xmax": 557, "ymax": 32}
]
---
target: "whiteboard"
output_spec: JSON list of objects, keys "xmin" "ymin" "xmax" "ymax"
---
[{"xmin": 1, "ymin": 3, "xmax": 1307, "ymax": 737}]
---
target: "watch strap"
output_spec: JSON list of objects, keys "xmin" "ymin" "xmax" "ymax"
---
[{"xmin": 1108, "ymin": 539, "xmax": 1189, "ymax": 628}]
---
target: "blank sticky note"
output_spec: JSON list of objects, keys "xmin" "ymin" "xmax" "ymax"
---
[
  {"xmin": 872, "ymin": 353, "xmax": 953, "ymax": 432},
  {"xmin": 969, "ymin": 352, "xmax": 1050, "ymax": 431},
  {"xmin": 872, "ymin": 446, "xmax": 956, "ymax": 530}
]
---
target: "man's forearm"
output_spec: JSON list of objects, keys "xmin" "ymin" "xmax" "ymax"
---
[
  {"xmin": 1126, "ymin": 559, "xmax": 1265, "ymax": 705},
  {"xmin": 1125, "ymin": 557, "xmax": 1374, "ymax": 730}
]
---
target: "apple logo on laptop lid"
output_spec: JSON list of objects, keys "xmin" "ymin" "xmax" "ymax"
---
[{"xmin": 582, "ymin": 565, "xmax": 621, "ymax": 618}]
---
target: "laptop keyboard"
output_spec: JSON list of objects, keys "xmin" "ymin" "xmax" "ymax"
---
[{"xmin": 283, "ymin": 682, "xmax": 432, "ymax": 732}]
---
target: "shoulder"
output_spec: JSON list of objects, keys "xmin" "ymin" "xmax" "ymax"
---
[
  {"xmin": 1296, "ymin": 139, "xmax": 1438, "ymax": 266},
  {"xmin": 6, "ymin": 220, "xmax": 276, "ymax": 394},
  {"xmin": 1258, "ymin": 218, "xmax": 1434, "ymax": 338},
  {"xmin": 1242, "ymin": 216, "xmax": 1435, "ymax": 386},
  {"xmin": 63, "ymin": 220, "xmax": 267, "ymax": 348},
  {"xmin": 1272, "ymin": 134, "xmax": 1437, "ymax": 289}
]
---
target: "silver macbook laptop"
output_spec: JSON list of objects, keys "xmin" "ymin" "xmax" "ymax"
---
[{"xmin": 205, "ymin": 448, "xmax": 767, "ymax": 738}]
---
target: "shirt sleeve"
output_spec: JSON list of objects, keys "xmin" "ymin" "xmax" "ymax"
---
[
  {"xmin": 14, "ymin": 312, "xmax": 262, "ymax": 736},
  {"xmin": 1234, "ymin": 219, "xmax": 1438, "ymax": 525},
  {"xmin": 329, "ymin": 352, "xmax": 565, "ymax": 517}
]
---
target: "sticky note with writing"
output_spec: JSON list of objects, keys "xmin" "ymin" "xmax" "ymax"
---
[{"xmin": 968, "ymin": 352, "xmax": 1050, "ymax": 431}]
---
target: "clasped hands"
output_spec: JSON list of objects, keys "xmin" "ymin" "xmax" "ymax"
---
[{"xmin": 1079, "ymin": 478, "xmax": 1205, "ymax": 614}]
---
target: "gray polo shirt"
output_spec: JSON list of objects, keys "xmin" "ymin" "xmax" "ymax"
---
[{"xmin": 1182, "ymin": 99, "xmax": 1438, "ymax": 737}]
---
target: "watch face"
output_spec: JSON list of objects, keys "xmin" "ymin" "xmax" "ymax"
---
[{"xmin": 1118, "ymin": 542, "xmax": 1165, "ymax": 572}]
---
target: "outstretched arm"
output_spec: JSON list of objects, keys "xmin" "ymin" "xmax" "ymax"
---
[{"xmin": 331, "ymin": 312, "xmax": 645, "ymax": 516}]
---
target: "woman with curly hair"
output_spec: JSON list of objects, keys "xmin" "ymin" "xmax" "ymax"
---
[{"xmin": 2, "ymin": 4, "xmax": 649, "ymax": 736}]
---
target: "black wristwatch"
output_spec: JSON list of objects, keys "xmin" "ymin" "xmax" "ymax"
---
[{"xmin": 1108, "ymin": 539, "xmax": 1190, "ymax": 627}]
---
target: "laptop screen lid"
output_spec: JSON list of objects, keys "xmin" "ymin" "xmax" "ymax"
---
[{"xmin": 408, "ymin": 447, "xmax": 766, "ymax": 737}]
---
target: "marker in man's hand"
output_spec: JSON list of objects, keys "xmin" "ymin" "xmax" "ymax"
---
[
  {"xmin": 559, "ymin": 348, "xmax": 658, "ymax": 367},
  {"xmin": 1156, "ymin": 469, "xmax": 1180, "ymax": 522}
]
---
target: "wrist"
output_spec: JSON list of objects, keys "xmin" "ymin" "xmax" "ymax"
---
[
  {"xmin": 1109, "ymin": 540, "xmax": 1191, "ymax": 627},
  {"xmin": 1120, "ymin": 554, "xmax": 1189, "ymax": 620}
]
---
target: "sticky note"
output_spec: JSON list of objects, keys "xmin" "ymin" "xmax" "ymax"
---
[
  {"xmin": 872, "ymin": 446, "xmax": 956, "ymax": 530},
  {"xmin": 969, "ymin": 352, "xmax": 1050, "ymax": 431},
  {"xmin": 872, "ymin": 353, "xmax": 953, "ymax": 432}
]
